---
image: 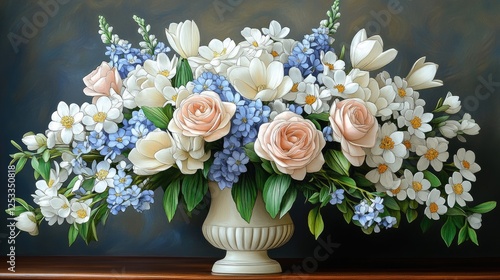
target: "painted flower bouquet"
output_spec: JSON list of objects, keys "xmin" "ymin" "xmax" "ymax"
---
[{"xmin": 8, "ymin": 1, "xmax": 495, "ymax": 248}]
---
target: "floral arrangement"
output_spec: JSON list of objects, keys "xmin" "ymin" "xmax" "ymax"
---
[{"xmin": 8, "ymin": 1, "xmax": 496, "ymax": 247}]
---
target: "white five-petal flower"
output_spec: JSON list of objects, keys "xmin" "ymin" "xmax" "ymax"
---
[
  {"xmin": 48, "ymin": 102, "xmax": 84, "ymax": 144},
  {"xmin": 295, "ymin": 83, "xmax": 331, "ymax": 114},
  {"xmin": 371, "ymin": 122, "xmax": 406, "ymax": 164},
  {"xmin": 445, "ymin": 172, "xmax": 473, "ymax": 207},
  {"xmin": 424, "ymin": 189, "xmax": 447, "ymax": 220},
  {"xmin": 262, "ymin": 20, "xmax": 290, "ymax": 41},
  {"xmin": 404, "ymin": 170, "xmax": 431, "ymax": 205},
  {"xmin": 92, "ymin": 160, "xmax": 116, "ymax": 193},
  {"xmin": 416, "ymin": 137, "xmax": 449, "ymax": 171},
  {"xmin": 82, "ymin": 96, "xmax": 123, "ymax": 133},
  {"xmin": 398, "ymin": 105, "xmax": 433, "ymax": 139},
  {"xmin": 70, "ymin": 199, "xmax": 92, "ymax": 224},
  {"xmin": 454, "ymin": 148, "xmax": 481, "ymax": 181},
  {"xmin": 143, "ymin": 53, "xmax": 178, "ymax": 80},
  {"xmin": 322, "ymin": 70, "xmax": 359, "ymax": 97}
]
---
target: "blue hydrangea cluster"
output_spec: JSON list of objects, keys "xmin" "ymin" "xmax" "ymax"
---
[
  {"xmin": 72, "ymin": 109, "xmax": 156, "ymax": 161},
  {"xmin": 107, "ymin": 165, "xmax": 155, "ymax": 215},
  {"xmin": 285, "ymin": 27, "xmax": 334, "ymax": 78},
  {"xmin": 106, "ymin": 41, "xmax": 170, "ymax": 78},
  {"xmin": 329, "ymin": 189, "xmax": 345, "ymax": 205},
  {"xmin": 196, "ymin": 72, "xmax": 271, "ymax": 189},
  {"xmin": 352, "ymin": 197, "xmax": 396, "ymax": 231}
]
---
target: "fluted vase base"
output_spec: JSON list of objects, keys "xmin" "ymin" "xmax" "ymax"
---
[{"xmin": 212, "ymin": 251, "xmax": 281, "ymax": 274}]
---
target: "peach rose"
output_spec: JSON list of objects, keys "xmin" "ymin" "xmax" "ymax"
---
[
  {"xmin": 254, "ymin": 111, "xmax": 325, "ymax": 180},
  {"xmin": 329, "ymin": 98, "xmax": 378, "ymax": 166},
  {"xmin": 83, "ymin": 61, "xmax": 122, "ymax": 103},
  {"xmin": 128, "ymin": 130, "xmax": 176, "ymax": 175},
  {"xmin": 168, "ymin": 91, "xmax": 236, "ymax": 142}
]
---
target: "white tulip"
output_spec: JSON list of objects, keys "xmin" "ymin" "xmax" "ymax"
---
[
  {"xmin": 406, "ymin": 57, "xmax": 443, "ymax": 90},
  {"xmin": 350, "ymin": 29, "xmax": 397, "ymax": 71},
  {"xmin": 14, "ymin": 212, "xmax": 38, "ymax": 236},
  {"xmin": 442, "ymin": 92, "xmax": 461, "ymax": 114},
  {"xmin": 22, "ymin": 133, "xmax": 47, "ymax": 151},
  {"xmin": 165, "ymin": 20, "xmax": 200, "ymax": 59}
]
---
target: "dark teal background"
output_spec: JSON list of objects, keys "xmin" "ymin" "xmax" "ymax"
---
[{"xmin": 1, "ymin": 0, "xmax": 499, "ymax": 263}]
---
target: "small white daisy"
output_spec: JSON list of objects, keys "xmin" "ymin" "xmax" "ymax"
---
[
  {"xmin": 445, "ymin": 172, "xmax": 473, "ymax": 207},
  {"xmin": 365, "ymin": 155, "xmax": 401, "ymax": 189},
  {"xmin": 92, "ymin": 160, "xmax": 116, "ymax": 193},
  {"xmin": 48, "ymin": 102, "xmax": 84, "ymax": 144},
  {"xmin": 401, "ymin": 131, "xmax": 425, "ymax": 159},
  {"xmin": 321, "ymin": 70, "xmax": 359, "ymax": 97},
  {"xmin": 82, "ymin": 96, "xmax": 123, "ymax": 133},
  {"xmin": 295, "ymin": 83, "xmax": 331, "ymax": 114},
  {"xmin": 387, "ymin": 175, "xmax": 409, "ymax": 201},
  {"xmin": 70, "ymin": 199, "xmax": 92, "ymax": 224},
  {"xmin": 416, "ymin": 137, "xmax": 449, "ymax": 171},
  {"xmin": 424, "ymin": 189, "xmax": 447, "ymax": 220},
  {"xmin": 262, "ymin": 20, "xmax": 290, "ymax": 41},
  {"xmin": 454, "ymin": 148, "xmax": 481, "ymax": 181},
  {"xmin": 143, "ymin": 52, "xmax": 178, "ymax": 80},
  {"xmin": 398, "ymin": 105, "xmax": 433, "ymax": 139},
  {"xmin": 282, "ymin": 67, "xmax": 316, "ymax": 101},
  {"xmin": 371, "ymin": 122, "xmax": 406, "ymax": 164},
  {"xmin": 320, "ymin": 51, "xmax": 345, "ymax": 74},
  {"xmin": 404, "ymin": 170, "xmax": 431, "ymax": 205}
]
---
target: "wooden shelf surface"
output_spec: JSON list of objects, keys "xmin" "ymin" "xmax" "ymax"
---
[{"xmin": 0, "ymin": 256, "xmax": 499, "ymax": 279}]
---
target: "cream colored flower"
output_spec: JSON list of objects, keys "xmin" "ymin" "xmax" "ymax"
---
[
  {"xmin": 322, "ymin": 70, "xmax": 359, "ymax": 97},
  {"xmin": 168, "ymin": 91, "xmax": 236, "ymax": 142},
  {"xmin": 406, "ymin": 57, "xmax": 443, "ymax": 90},
  {"xmin": 143, "ymin": 53, "xmax": 178, "ymax": 80},
  {"xmin": 165, "ymin": 20, "xmax": 200, "ymax": 59},
  {"xmin": 467, "ymin": 213, "xmax": 482, "ymax": 229},
  {"xmin": 83, "ymin": 61, "xmax": 122, "ymax": 104},
  {"xmin": 295, "ymin": 83, "xmax": 331, "ymax": 114},
  {"xmin": 329, "ymin": 99, "xmax": 378, "ymax": 166},
  {"xmin": 320, "ymin": 51, "xmax": 345, "ymax": 74},
  {"xmin": 454, "ymin": 148, "xmax": 481, "ymax": 181},
  {"xmin": 371, "ymin": 122, "xmax": 406, "ymax": 164},
  {"xmin": 350, "ymin": 29, "xmax": 397, "ymax": 71},
  {"xmin": 262, "ymin": 20, "xmax": 290, "ymax": 41},
  {"xmin": 239, "ymin": 27, "xmax": 272, "ymax": 58},
  {"xmin": 128, "ymin": 130, "xmax": 177, "ymax": 175},
  {"xmin": 365, "ymin": 155, "xmax": 401, "ymax": 189},
  {"xmin": 82, "ymin": 96, "xmax": 123, "ymax": 134},
  {"xmin": 443, "ymin": 92, "xmax": 461, "ymax": 114},
  {"xmin": 190, "ymin": 38, "xmax": 241, "ymax": 76},
  {"xmin": 172, "ymin": 134, "xmax": 211, "ymax": 174},
  {"xmin": 14, "ymin": 212, "xmax": 38, "ymax": 236},
  {"xmin": 404, "ymin": 170, "xmax": 431, "ymax": 205},
  {"xmin": 70, "ymin": 199, "xmax": 92, "ymax": 224},
  {"xmin": 416, "ymin": 137, "xmax": 449, "ymax": 171},
  {"xmin": 254, "ymin": 111, "xmax": 325, "ymax": 180},
  {"xmin": 48, "ymin": 102, "xmax": 84, "ymax": 144},
  {"xmin": 135, "ymin": 75, "xmax": 172, "ymax": 108},
  {"xmin": 22, "ymin": 132, "xmax": 47, "ymax": 151},
  {"xmin": 398, "ymin": 105, "xmax": 433, "ymax": 139},
  {"xmin": 445, "ymin": 172, "xmax": 473, "ymax": 207},
  {"xmin": 228, "ymin": 57, "xmax": 292, "ymax": 101}
]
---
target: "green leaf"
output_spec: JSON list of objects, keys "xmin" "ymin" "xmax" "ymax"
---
[
  {"xmin": 319, "ymin": 187, "xmax": 331, "ymax": 207},
  {"xmin": 279, "ymin": 187, "xmax": 297, "ymax": 218},
  {"xmin": 423, "ymin": 170, "xmax": 441, "ymax": 187},
  {"xmin": 324, "ymin": 150, "xmax": 350, "ymax": 176},
  {"xmin": 82, "ymin": 178, "xmax": 96, "ymax": 192},
  {"xmin": 231, "ymin": 176, "xmax": 258, "ymax": 223},
  {"xmin": 14, "ymin": 198, "xmax": 34, "ymax": 212},
  {"xmin": 66, "ymin": 176, "xmax": 80, "ymax": 193},
  {"xmin": 243, "ymin": 143, "xmax": 261, "ymax": 163},
  {"xmin": 142, "ymin": 106, "xmax": 172, "ymax": 129},
  {"xmin": 78, "ymin": 222, "xmax": 89, "ymax": 245},
  {"xmin": 173, "ymin": 58, "xmax": 194, "ymax": 87},
  {"xmin": 15, "ymin": 157, "xmax": 28, "ymax": 174},
  {"xmin": 441, "ymin": 217, "xmax": 457, "ymax": 247},
  {"xmin": 90, "ymin": 221, "xmax": 98, "ymax": 242},
  {"xmin": 468, "ymin": 201, "xmax": 497, "ymax": 214},
  {"xmin": 202, "ymin": 157, "xmax": 213, "ymax": 179},
  {"xmin": 406, "ymin": 209, "xmax": 418, "ymax": 223},
  {"xmin": 261, "ymin": 160, "xmax": 274, "ymax": 174},
  {"xmin": 430, "ymin": 115, "xmax": 450, "ymax": 124},
  {"xmin": 343, "ymin": 207, "xmax": 353, "ymax": 224},
  {"xmin": 446, "ymin": 207, "xmax": 466, "ymax": 216},
  {"xmin": 457, "ymin": 225, "xmax": 468, "ymax": 245},
  {"xmin": 163, "ymin": 178, "xmax": 181, "ymax": 221},
  {"xmin": 262, "ymin": 174, "xmax": 291, "ymax": 218},
  {"xmin": 37, "ymin": 158, "xmax": 51, "ymax": 181},
  {"xmin": 384, "ymin": 196, "xmax": 400, "ymax": 211},
  {"xmin": 68, "ymin": 225, "xmax": 78, "ymax": 246},
  {"xmin": 306, "ymin": 113, "xmax": 330, "ymax": 122},
  {"xmin": 409, "ymin": 200, "xmax": 419, "ymax": 210},
  {"xmin": 11, "ymin": 140, "xmax": 24, "ymax": 152},
  {"xmin": 181, "ymin": 171, "xmax": 207, "ymax": 212},
  {"xmin": 42, "ymin": 149, "xmax": 50, "ymax": 162},
  {"xmin": 337, "ymin": 200, "xmax": 347, "ymax": 214},
  {"xmin": 468, "ymin": 227, "xmax": 479, "ymax": 245},
  {"xmin": 253, "ymin": 163, "xmax": 267, "ymax": 192},
  {"xmin": 336, "ymin": 176, "xmax": 356, "ymax": 189},
  {"xmin": 5, "ymin": 206, "xmax": 27, "ymax": 216},
  {"xmin": 352, "ymin": 172, "xmax": 373, "ymax": 187},
  {"xmin": 308, "ymin": 192, "xmax": 320, "ymax": 204},
  {"xmin": 308, "ymin": 206, "xmax": 324, "ymax": 239},
  {"xmin": 420, "ymin": 217, "xmax": 433, "ymax": 233},
  {"xmin": 399, "ymin": 200, "xmax": 409, "ymax": 213}
]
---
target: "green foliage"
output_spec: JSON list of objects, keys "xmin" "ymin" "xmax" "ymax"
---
[
  {"xmin": 308, "ymin": 206, "xmax": 324, "ymax": 239},
  {"xmin": 173, "ymin": 58, "xmax": 193, "ymax": 87},
  {"xmin": 262, "ymin": 174, "xmax": 291, "ymax": 218},
  {"xmin": 142, "ymin": 104, "xmax": 173, "ymax": 129},
  {"xmin": 324, "ymin": 149, "xmax": 350, "ymax": 176},
  {"xmin": 163, "ymin": 178, "xmax": 181, "ymax": 222},
  {"xmin": 231, "ymin": 174, "xmax": 258, "ymax": 223},
  {"xmin": 181, "ymin": 171, "xmax": 208, "ymax": 212}
]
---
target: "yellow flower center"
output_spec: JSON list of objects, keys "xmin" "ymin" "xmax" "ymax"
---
[
  {"xmin": 271, "ymin": 50, "xmax": 279, "ymax": 57},
  {"xmin": 391, "ymin": 187, "xmax": 401, "ymax": 195},
  {"xmin": 213, "ymin": 48, "xmax": 227, "ymax": 58},
  {"xmin": 429, "ymin": 202, "xmax": 439, "ymax": 213},
  {"xmin": 305, "ymin": 95, "xmax": 317, "ymax": 105},
  {"xmin": 172, "ymin": 94, "xmax": 178, "ymax": 102},
  {"xmin": 335, "ymin": 84, "xmax": 345, "ymax": 93},
  {"xmin": 252, "ymin": 41, "xmax": 259, "ymax": 48},
  {"xmin": 425, "ymin": 148, "xmax": 439, "ymax": 161},
  {"xmin": 159, "ymin": 70, "xmax": 170, "ymax": 77},
  {"xmin": 256, "ymin": 85, "xmax": 266, "ymax": 92},
  {"xmin": 462, "ymin": 160, "xmax": 470, "ymax": 169},
  {"xmin": 410, "ymin": 116, "xmax": 422, "ymax": 129},
  {"xmin": 325, "ymin": 62, "xmax": 335, "ymax": 71},
  {"xmin": 96, "ymin": 169, "xmax": 109, "ymax": 181},
  {"xmin": 378, "ymin": 164, "xmax": 388, "ymax": 174},
  {"xmin": 77, "ymin": 209, "xmax": 87, "ymax": 219},
  {"xmin": 453, "ymin": 183, "xmax": 464, "ymax": 195},
  {"xmin": 291, "ymin": 83, "xmax": 299, "ymax": 92},
  {"xmin": 48, "ymin": 179, "xmax": 55, "ymax": 188},
  {"xmin": 398, "ymin": 88, "xmax": 406, "ymax": 97},
  {"xmin": 93, "ymin": 112, "xmax": 107, "ymax": 123},
  {"xmin": 61, "ymin": 116, "xmax": 75, "ymax": 129},
  {"xmin": 379, "ymin": 136, "xmax": 395, "ymax": 150},
  {"xmin": 62, "ymin": 203, "xmax": 69, "ymax": 209},
  {"xmin": 403, "ymin": 140, "xmax": 412, "ymax": 150},
  {"xmin": 412, "ymin": 181, "xmax": 422, "ymax": 192},
  {"xmin": 119, "ymin": 177, "xmax": 126, "ymax": 183},
  {"xmin": 116, "ymin": 137, "xmax": 123, "ymax": 143}
]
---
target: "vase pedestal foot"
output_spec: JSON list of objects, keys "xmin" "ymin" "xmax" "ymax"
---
[{"xmin": 211, "ymin": 250, "xmax": 282, "ymax": 274}]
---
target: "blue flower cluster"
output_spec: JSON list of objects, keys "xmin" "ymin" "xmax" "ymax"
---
[
  {"xmin": 285, "ymin": 27, "xmax": 334, "ymax": 78},
  {"xmin": 105, "ymin": 41, "xmax": 170, "ymax": 78},
  {"xmin": 352, "ymin": 197, "xmax": 397, "ymax": 231},
  {"xmin": 107, "ymin": 165, "xmax": 155, "ymax": 215},
  {"xmin": 329, "ymin": 189, "xmax": 345, "ymax": 205},
  {"xmin": 72, "ymin": 109, "xmax": 156, "ymax": 161},
  {"xmin": 194, "ymin": 72, "xmax": 270, "ymax": 189}
]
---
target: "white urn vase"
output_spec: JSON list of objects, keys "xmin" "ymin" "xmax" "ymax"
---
[{"xmin": 202, "ymin": 181, "xmax": 294, "ymax": 274}]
